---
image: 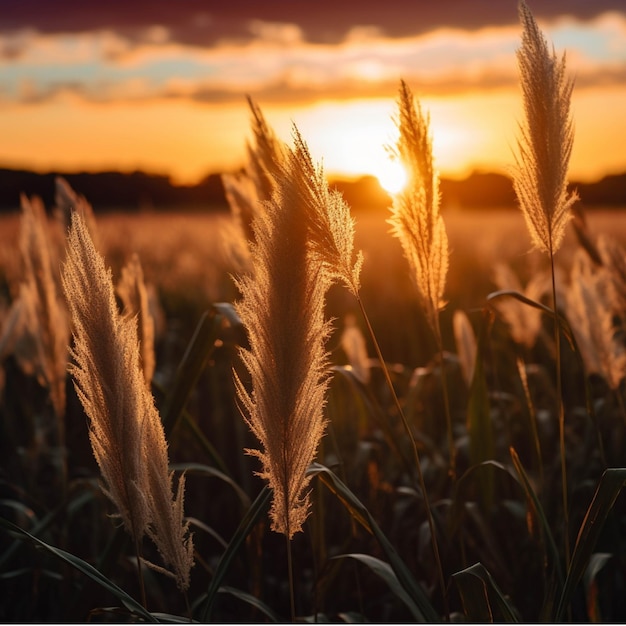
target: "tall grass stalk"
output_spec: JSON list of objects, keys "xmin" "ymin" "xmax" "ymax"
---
[
  {"xmin": 62, "ymin": 211, "xmax": 193, "ymax": 599},
  {"xmin": 513, "ymin": 0, "xmax": 578, "ymax": 566},
  {"xmin": 18, "ymin": 194, "xmax": 70, "ymax": 490},
  {"xmin": 233, "ymin": 130, "xmax": 332, "ymax": 620},
  {"xmin": 388, "ymin": 81, "xmax": 454, "ymax": 480},
  {"xmin": 117, "ymin": 253, "xmax": 156, "ymax": 386},
  {"xmin": 222, "ymin": 97, "xmax": 286, "ymax": 245},
  {"xmin": 286, "ymin": 125, "xmax": 447, "ymax": 617}
]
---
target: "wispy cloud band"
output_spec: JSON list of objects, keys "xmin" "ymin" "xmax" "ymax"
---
[{"xmin": 1, "ymin": 12, "xmax": 625, "ymax": 107}]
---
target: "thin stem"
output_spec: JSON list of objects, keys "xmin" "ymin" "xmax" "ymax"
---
[
  {"xmin": 616, "ymin": 388, "xmax": 626, "ymax": 428},
  {"xmin": 549, "ymin": 247, "xmax": 570, "ymax": 570},
  {"xmin": 133, "ymin": 534, "xmax": 147, "ymax": 610},
  {"xmin": 286, "ymin": 533, "xmax": 296, "ymax": 622},
  {"xmin": 356, "ymin": 294, "xmax": 448, "ymax": 620},
  {"xmin": 184, "ymin": 590, "xmax": 192, "ymax": 623},
  {"xmin": 433, "ymin": 314, "xmax": 455, "ymax": 481},
  {"xmin": 517, "ymin": 356, "xmax": 545, "ymax": 488}
]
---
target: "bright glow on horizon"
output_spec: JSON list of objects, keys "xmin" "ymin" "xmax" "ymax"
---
[{"xmin": 0, "ymin": 88, "xmax": 625, "ymax": 187}]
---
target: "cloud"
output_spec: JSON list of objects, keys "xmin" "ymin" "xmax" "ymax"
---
[
  {"xmin": 1, "ymin": 11, "xmax": 625, "ymax": 108},
  {"xmin": 2, "ymin": 0, "xmax": 626, "ymax": 46}
]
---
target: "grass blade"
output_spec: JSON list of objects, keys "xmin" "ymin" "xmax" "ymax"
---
[
  {"xmin": 487, "ymin": 289, "xmax": 576, "ymax": 349},
  {"xmin": 161, "ymin": 308, "xmax": 223, "ymax": 434},
  {"xmin": 509, "ymin": 447, "xmax": 563, "ymax": 587},
  {"xmin": 466, "ymin": 319, "xmax": 494, "ymax": 510},
  {"xmin": 218, "ymin": 585, "xmax": 281, "ymax": 622},
  {"xmin": 453, "ymin": 562, "xmax": 519, "ymax": 622},
  {"xmin": 308, "ymin": 462, "xmax": 440, "ymax": 622},
  {"xmin": 170, "ymin": 462, "xmax": 250, "ymax": 509},
  {"xmin": 0, "ymin": 516, "xmax": 155, "ymax": 622},
  {"xmin": 555, "ymin": 468, "xmax": 626, "ymax": 621},
  {"xmin": 336, "ymin": 553, "xmax": 425, "ymax": 621},
  {"xmin": 199, "ymin": 485, "xmax": 272, "ymax": 622}
]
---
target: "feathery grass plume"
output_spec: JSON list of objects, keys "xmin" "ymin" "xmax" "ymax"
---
[
  {"xmin": 388, "ymin": 80, "xmax": 456, "ymax": 484},
  {"xmin": 598, "ymin": 235, "xmax": 626, "ymax": 316},
  {"xmin": 514, "ymin": 0, "xmax": 578, "ymax": 254},
  {"xmin": 117, "ymin": 253, "xmax": 156, "ymax": 385},
  {"xmin": 340, "ymin": 313, "xmax": 371, "ymax": 384},
  {"xmin": 18, "ymin": 194, "xmax": 69, "ymax": 422},
  {"xmin": 142, "ymin": 403, "xmax": 194, "ymax": 591},
  {"xmin": 452, "ymin": 310, "xmax": 477, "ymax": 388},
  {"xmin": 388, "ymin": 80, "xmax": 448, "ymax": 333},
  {"xmin": 288, "ymin": 128, "xmax": 362, "ymax": 295},
  {"xmin": 62, "ymin": 212, "xmax": 193, "ymax": 590},
  {"xmin": 222, "ymin": 97, "xmax": 287, "ymax": 245},
  {"xmin": 54, "ymin": 176, "xmax": 100, "ymax": 251},
  {"xmin": 63, "ymin": 211, "xmax": 151, "ymax": 540},
  {"xmin": 492, "ymin": 262, "xmax": 550, "ymax": 349},
  {"xmin": 514, "ymin": 0, "xmax": 578, "ymax": 563},
  {"xmin": 566, "ymin": 249, "xmax": 626, "ymax": 391},
  {"xmin": 234, "ymin": 140, "xmax": 331, "ymax": 539}
]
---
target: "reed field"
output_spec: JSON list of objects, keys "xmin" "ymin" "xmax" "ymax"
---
[{"xmin": 3, "ymin": 2, "xmax": 626, "ymax": 622}]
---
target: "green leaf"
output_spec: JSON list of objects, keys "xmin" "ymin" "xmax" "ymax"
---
[
  {"xmin": 487, "ymin": 289, "xmax": 576, "ymax": 349},
  {"xmin": 0, "ymin": 516, "xmax": 155, "ymax": 622},
  {"xmin": 218, "ymin": 585, "xmax": 281, "ymax": 622},
  {"xmin": 307, "ymin": 463, "xmax": 440, "ymax": 623},
  {"xmin": 170, "ymin": 462, "xmax": 250, "ymax": 509},
  {"xmin": 330, "ymin": 365, "xmax": 414, "ymax": 477},
  {"xmin": 336, "ymin": 553, "xmax": 424, "ymax": 621},
  {"xmin": 161, "ymin": 308, "xmax": 223, "ymax": 434},
  {"xmin": 466, "ymin": 318, "xmax": 494, "ymax": 510},
  {"xmin": 509, "ymin": 447, "xmax": 563, "ymax": 588},
  {"xmin": 199, "ymin": 486, "xmax": 272, "ymax": 622},
  {"xmin": 555, "ymin": 469, "xmax": 626, "ymax": 621},
  {"xmin": 451, "ymin": 460, "xmax": 516, "ymax": 534},
  {"xmin": 453, "ymin": 562, "xmax": 519, "ymax": 622},
  {"xmin": 583, "ymin": 553, "xmax": 612, "ymax": 622}
]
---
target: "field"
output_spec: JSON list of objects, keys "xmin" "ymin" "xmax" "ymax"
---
[
  {"xmin": 1, "ymin": 7, "xmax": 626, "ymax": 618},
  {"xmin": 2, "ymin": 199, "xmax": 626, "ymax": 622}
]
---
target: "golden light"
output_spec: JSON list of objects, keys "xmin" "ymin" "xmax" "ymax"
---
[
  {"xmin": 278, "ymin": 98, "xmax": 475, "ymax": 196},
  {"xmin": 375, "ymin": 158, "xmax": 408, "ymax": 195}
]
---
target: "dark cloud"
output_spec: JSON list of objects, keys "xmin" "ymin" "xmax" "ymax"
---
[{"xmin": 2, "ymin": 0, "xmax": 625, "ymax": 46}]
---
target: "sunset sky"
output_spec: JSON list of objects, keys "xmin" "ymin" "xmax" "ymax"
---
[{"xmin": 1, "ymin": 1, "xmax": 625, "ymax": 189}]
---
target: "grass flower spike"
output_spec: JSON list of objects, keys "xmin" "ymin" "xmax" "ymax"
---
[
  {"xmin": 18, "ymin": 194, "xmax": 69, "ymax": 423},
  {"xmin": 388, "ymin": 80, "xmax": 448, "ymax": 333},
  {"xmin": 63, "ymin": 212, "xmax": 151, "ymax": 542},
  {"xmin": 566, "ymin": 250, "xmax": 626, "ymax": 392},
  {"xmin": 234, "ymin": 138, "xmax": 331, "ymax": 539},
  {"xmin": 62, "ymin": 212, "xmax": 193, "ymax": 591},
  {"xmin": 289, "ymin": 128, "xmax": 362, "ymax": 296},
  {"xmin": 514, "ymin": 0, "xmax": 578, "ymax": 254},
  {"xmin": 222, "ymin": 97, "xmax": 286, "ymax": 244},
  {"xmin": 513, "ymin": 0, "xmax": 577, "ymax": 564},
  {"xmin": 117, "ymin": 253, "xmax": 156, "ymax": 386}
]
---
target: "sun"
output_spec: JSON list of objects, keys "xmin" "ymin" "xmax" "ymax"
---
[{"xmin": 376, "ymin": 158, "xmax": 408, "ymax": 195}]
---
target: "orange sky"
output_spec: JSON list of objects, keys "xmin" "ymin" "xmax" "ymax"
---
[{"xmin": 1, "ymin": 4, "xmax": 625, "ymax": 187}]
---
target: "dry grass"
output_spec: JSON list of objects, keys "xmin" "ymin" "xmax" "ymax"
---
[
  {"xmin": 62, "ymin": 211, "xmax": 193, "ymax": 592},
  {"xmin": 233, "ymin": 131, "xmax": 334, "ymax": 540}
]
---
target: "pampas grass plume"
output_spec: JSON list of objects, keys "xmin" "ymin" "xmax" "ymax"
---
[
  {"xmin": 117, "ymin": 253, "xmax": 156, "ymax": 385},
  {"xmin": 62, "ymin": 212, "xmax": 192, "ymax": 589},
  {"xmin": 18, "ymin": 194, "xmax": 69, "ymax": 421},
  {"xmin": 234, "ymin": 134, "xmax": 330, "ymax": 538},
  {"xmin": 514, "ymin": 0, "xmax": 578, "ymax": 254},
  {"xmin": 388, "ymin": 80, "xmax": 448, "ymax": 332}
]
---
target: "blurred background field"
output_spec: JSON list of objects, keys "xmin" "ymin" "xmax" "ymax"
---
[{"xmin": 3, "ymin": 201, "xmax": 623, "ymax": 360}]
